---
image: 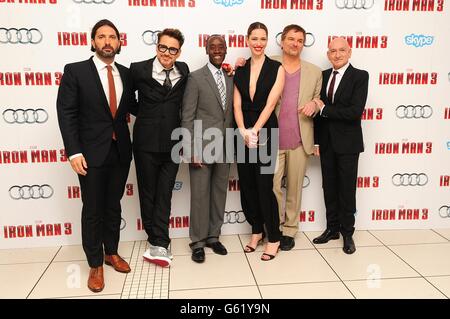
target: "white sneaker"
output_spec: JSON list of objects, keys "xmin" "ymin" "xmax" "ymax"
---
[
  {"xmin": 149, "ymin": 244, "xmax": 173, "ymax": 260},
  {"xmin": 143, "ymin": 246, "xmax": 172, "ymax": 267},
  {"xmin": 167, "ymin": 247, "xmax": 174, "ymax": 260}
]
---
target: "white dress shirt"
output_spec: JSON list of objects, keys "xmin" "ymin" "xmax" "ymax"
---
[
  {"xmin": 92, "ymin": 53, "xmax": 123, "ymax": 107},
  {"xmin": 320, "ymin": 62, "xmax": 350, "ymax": 115},
  {"xmin": 152, "ymin": 57, "xmax": 181, "ymax": 87},
  {"xmin": 207, "ymin": 62, "xmax": 226, "ymax": 91},
  {"xmin": 315, "ymin": 62, "xmax": 350, "ymax": 147},
  {"xmin": 325, "ymin": 62, "xmax": 350, "ymax": 103}
]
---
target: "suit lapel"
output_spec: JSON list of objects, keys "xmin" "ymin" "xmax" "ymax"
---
[
  {"xmin": 297, "ymin": 61, "xmax": 307, "ymax": 106},
  {"xmin": 225, "ymin": 72, "xmax": 233, "ymax": 113},
  {"xmin": 322, "ymin": 68, "xmax": 332, "ymax": 103},
  {"xmin": 116, "ymin": 63, "xmax": 127, "ymax": 116},
  {"xmin": 333, "ymin": 64, "xmax": 353, "ymax": 103},
  {"xmin": 170, "ymin": 60, "xmax": 188, "ymax": 93},
  {"xmin": 145, "ymin": 58, "xmax": 161, "ymax": 87},
  {"xmin": 88, "ymin": 57, "xmax": 112, "ymax": 119}
]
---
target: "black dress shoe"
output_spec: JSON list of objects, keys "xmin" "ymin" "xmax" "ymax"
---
[
  {"xmin": 312, "ymin": 229, "xmax": 340, "ymax": 244},
  {"xmin": 206, "ymin": 241, "xmax": 228, "ymax": 255},
  {"xmin": 280, "ymin": 236, "xmax": 295, "ymax": 251},
  {"xmin": 343, "ymin": 236, "xmax": 356, "ymax": 254},
  {"xmin": 191, "ymin": 248, "xmax": 205, "ymax": 263}
]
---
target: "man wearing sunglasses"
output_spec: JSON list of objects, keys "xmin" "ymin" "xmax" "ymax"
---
[{"xmin": 130, "ymin": 28, "xmax": 189, "ymax": 267}]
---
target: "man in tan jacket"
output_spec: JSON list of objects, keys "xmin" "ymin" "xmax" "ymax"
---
[{"xmin": 272, "ymin": 24, "xmax": 322, "ymax": 250}]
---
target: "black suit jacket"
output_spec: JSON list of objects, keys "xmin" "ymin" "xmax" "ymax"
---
[
  {"xmin": 130, "ymin": 57, "xmax": 189, "ymax": 153},
  {"xmin": 314, "ymin": 64, "xmax": 369, "ymax": 154},
  {"xmin": 57, "ymin": 57, "xmax": 135, "ymax": 167}
]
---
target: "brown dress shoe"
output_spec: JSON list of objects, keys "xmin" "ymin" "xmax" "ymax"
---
[
  {"xmin": 88, "ymin": 266, "xmax": 104, "ymax": 293},
  {"xmin": 104, "ymin": 254, "xmax": 131, "ymax": 273}
]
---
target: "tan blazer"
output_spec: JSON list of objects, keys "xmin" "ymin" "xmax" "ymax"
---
[{"xmin": 271, "ymin": 56, "xmax": 322, "ymax": 155}]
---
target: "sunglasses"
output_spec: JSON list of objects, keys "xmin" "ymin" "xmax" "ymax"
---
[{"xmin": 157, "ymin": 44, "xmax": 180, "ymax": 55}]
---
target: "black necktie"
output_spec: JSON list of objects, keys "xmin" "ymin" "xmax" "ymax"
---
[
  {"xmin": 327, "ymin": 70, "xmax": 339, "ymax": 103},
  {"xmin": 163, "ymin": 68, "xmax": 173, "ymax": 91}
]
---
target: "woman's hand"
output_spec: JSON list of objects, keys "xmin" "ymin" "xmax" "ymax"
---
[{"xmin": 240, "ymin": 128, "xmax": 258, "ymax": 148}]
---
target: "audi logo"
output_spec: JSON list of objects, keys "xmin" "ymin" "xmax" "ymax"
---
[
  {"xmin": 392, "ymin": 173, "xmax": 428, "ymax": 186},
  {"xmin": 395, "ymin": 105, "xmax": 433, "ymax": 119},
  {"xmin": 303, "ymin": 176, "xmax": 310, "ymax": 188},
  {"xmin": 335, "ymin": 0, "xmax": 375, "ymax": 9},
  {"xmin": 281, "ymin": 175, "xmax": 310, "ymax": 188},
  {"xmin": 142, "ymin": 30, "xmax": 161, "ymax": 46},
  {"xmin": 173, "ymin": 181, "xmax": 183, "ymax": 191},
  {"xmin": 223, "ymin": 210, "xmax": 246, "ymax": 224},
  {"xmin": 439, "ymin": 206, "xmax": 450, "ymax": 218},
  {"xmin": 9, "ymin": 184, "xmax": 54, "ymax": 200},
  {"xmin": 72, "ymin": 0, "xmax": 115, "ymax": 4},
  {"xmin": 0, "ymin": 28, "xmax": 43, "ymax": 44},
  {"xmin": 276, "ymin": 32, "xmax": 315, "ymax": 48},
  {"xmin": 2, "ymin": 108, "xmax": 49, "ymax": 124},
  {"xmin": 120, "ymin": 218, "xmax": 126, "ymax": 231}
]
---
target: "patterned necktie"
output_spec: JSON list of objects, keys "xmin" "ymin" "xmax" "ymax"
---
[
  {"xmin": 215, "ymin": 69, "xmax": 226, "ymax": 110},
  {"xmin": 106, "ymin": 64, "xmax": 117, "ymax": 140},
  {"xmin": 327, "ymin": 70, "xmax": 339, "ymax": 103},
  {"xmin": 163, "ymin": 68, "xmax": 173, "ymax": 91}
]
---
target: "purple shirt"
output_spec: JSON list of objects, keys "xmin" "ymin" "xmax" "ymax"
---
[{"xmin": 279, "ymin": 69, "xmax": 302, "ymax": 150}]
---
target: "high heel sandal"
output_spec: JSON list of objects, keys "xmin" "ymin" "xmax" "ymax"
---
[
  {"xmin": 244, "ymin": 233, "xmax": 265, "ymax": 253},
  {"xmin": 260, "ymin": 243, "xmax": 280, "ymax": 261}
]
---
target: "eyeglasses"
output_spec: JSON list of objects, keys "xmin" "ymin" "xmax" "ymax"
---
[{"xmin": 157, "ymin": 44, "xmax": 180, "ymax": 55}]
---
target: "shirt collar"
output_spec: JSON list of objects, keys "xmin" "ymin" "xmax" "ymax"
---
[
  {"xmin": 333, "ymin": 62, "xmax": 350, "ymax": 75},
  {"xmin": 207, "ymin": 62, "xmax": 222, "ymax": 75},
  {"xmin": 154, "ymin": 57, "xmax": 175, "ymax": 73},
  {"xmin": 93, "ymin": 54, "xmax": 118, "ymax": 73}
]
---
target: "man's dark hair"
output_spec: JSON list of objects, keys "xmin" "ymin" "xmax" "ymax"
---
[
  {"xmin": 247, "ymin": 22, "xmax": 268, "ymax": 37},
  {"xmin": 281, "ymin": 24, "xmax": 306, "ymax": 41},
  {"xmin": 90, "ymin": 19, "xmax": 121, "ymax": 54},
  {"xmin": 157, "ymin": 28, "xmax": 185, "ymax": 47}
]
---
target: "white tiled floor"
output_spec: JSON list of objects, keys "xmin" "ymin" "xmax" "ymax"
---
[{"xmin": 1, "ymin": 230, "xmax": 450, "ymax": 299}]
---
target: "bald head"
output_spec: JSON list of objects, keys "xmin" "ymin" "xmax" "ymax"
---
[
  {"xmin": 328, "ymin": 37, "xmax": 350, "ymax": 50},
  {"xmin": 327, "ymin": 37, "xmax": 352, "ymax": 70}
]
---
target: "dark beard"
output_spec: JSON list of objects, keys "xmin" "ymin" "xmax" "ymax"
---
[{"xmin": 95, "ymin": 46, "xmax": 117, "ymax": 59}]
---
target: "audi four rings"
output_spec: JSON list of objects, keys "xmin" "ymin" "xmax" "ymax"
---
[
  {"xmin": 2, "ymin": 108, "xmax": 49, "ymax": 124},
  {"xmin": 396, "ymin": 105, "xmax": 433, "ymax": 119},
  {"xmin": 142, "ymin": 30, "xmax": 161, "ymax": 46},
  {"xmin": 303, "ymin": 176, "xmax": 310, "ymax": 188},
  {"xmin": 72, "ymin": 0, "xmax": 115, "ymax": 4},
  {"xmin": 439, "ymin": 206, "xmax": 450, "ymax": 218},
  {"xmin": 223, "ymin": 211, "xmax": 246, "ymax": 224},
  {"xmin": 9, "ymin": 185, "xmax": 54, "ymax": 200},
  {"xmin": 0, "ymin": 28, "xmax": 43, "ymax": 44},
  {"xmin": 335, "ymin": 0, "xmax": 375, "ymax": 9},
  {"xmin": 392, "ymin": 173, "xmax": 428, "ymax": 186},
  {"xmin": 120, "ymin": 218, "xmax": 127, "ymax": 231},
  {"xmin": 276, "ymin": 32, "xmax": 315, "ymax": 48}
]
